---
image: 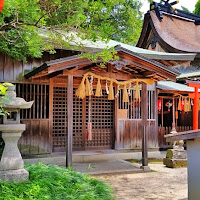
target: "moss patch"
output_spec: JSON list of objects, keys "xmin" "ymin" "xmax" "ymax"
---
[
  {"xmin": 126, "ymin": 158, "xmax": 163, "ymax": 165},
  {"xmin": 163, "ymin": 158, "xmax": 187, "ymax": 168}
]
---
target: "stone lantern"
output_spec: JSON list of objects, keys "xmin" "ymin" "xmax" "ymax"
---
[{"xmin": 0, "ymin": 85, "xmax": 33, "ymax": 182}]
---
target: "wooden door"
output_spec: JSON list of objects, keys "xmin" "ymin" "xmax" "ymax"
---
[{"xmin": 52, "ymin": 87, "xmax": 114, "ymax": 152}]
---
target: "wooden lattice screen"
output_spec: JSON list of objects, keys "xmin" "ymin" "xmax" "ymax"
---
[
  {"xmin": 16, "ymin": 83, "xmax": 49, "ymax": 119},
  {"xmin": 86, "ymin": 90, "xmax": 114, "ymax": 149},
  {"xmin": 52, "ymin": 87, "xmax": 83, "ymax": 152},
  {"xmin": 118, "ymin": 88, "xmax": 142, "ymax": 119},
  {"xmin": 52, "ymin": 87, "xmax": 68, "ymax": 152},
  {"xmin": 52, "ymin": 87, "xmax": 114, "ymax": 151},
  {"xmin": 148, "ymin": 90, "xmax": 156, "ymax": 120}
]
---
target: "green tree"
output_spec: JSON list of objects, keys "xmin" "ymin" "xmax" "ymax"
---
[
  {"xmin": 194, "ymin": 0, "xmax": 200, "ymax": 15},
  {"xmin": 181, "ymin": 6, "xmax": 191, "ymax": 13},
  {"xmin": 0, "ymin": 0, "xmax": 142, "ymax": 62}
]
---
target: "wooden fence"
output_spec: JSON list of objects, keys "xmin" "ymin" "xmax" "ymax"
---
[{"xmin": 158, "ymin": 126, "xmax": 192, "ymax": 149}]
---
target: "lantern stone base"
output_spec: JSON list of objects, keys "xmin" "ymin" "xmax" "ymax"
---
[
  {"xmin": 163, "ymin": 149, "xmax": 187, "ymax": 168},
  {"xmin": 0, "ymin": 169, "xmax": 29, "ymax": 182},
  {"xmin": 0, "ymin": 125, "xmax": 28, "ymax": 182}
]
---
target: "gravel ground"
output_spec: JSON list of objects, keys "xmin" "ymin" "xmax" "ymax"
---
[{"xmin": 97, "ymin": 163, "xmax": 188, "ymax": 200}]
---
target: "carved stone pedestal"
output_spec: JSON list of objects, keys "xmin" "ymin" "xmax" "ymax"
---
[
  {"xmin": 163, "ymin": 148, "xmax": 187, "ymax": 168},
  {"xmin": 0, "ymin": 124, "xmax": 28, "ymax": 182}
]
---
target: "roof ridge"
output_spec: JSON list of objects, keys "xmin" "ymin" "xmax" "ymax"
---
[{"xmin": 151, "ymin": 1, "xmax": 200, "ymax": 22}]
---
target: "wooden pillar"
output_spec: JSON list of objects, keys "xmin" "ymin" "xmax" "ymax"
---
[
  {"xmin": 141, "ymin": 83, "xmax": 149, "ymax": 170},
  {"xmin": 114, "ymin": 86, "xmax": 119, "ymax": 149},
  {"xmin": 66, "ymin": 75, "xmax": 73, "ymax": 167},
  {"xmin": 49, "ymin": 78, "xmax": 54, "ymax": 152},
  {"xmin": 161, "ymin": 97, "xmax": 164, "ymax": 127},
  {"xmin": 82, "ymin": 97, "xmax": 86, "ymax": 150}
]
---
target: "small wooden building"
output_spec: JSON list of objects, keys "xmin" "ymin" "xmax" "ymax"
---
[{"xmin": 0, "ymin": 46, "xmax": 179, "ymax": 156}]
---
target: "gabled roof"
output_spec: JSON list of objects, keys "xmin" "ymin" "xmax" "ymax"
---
[
  {"xmin": 25, "ymin": 46, "xmax": 180, "ymax": 81},
  {"xmin": 67, "ymin": 35, "xmax": 196, "ymax": 61},
  {"xmin": 177, "ymin": 71, "xmax": 200, "ymax": 80},
  {"xmin": 137, "ymin": 2, "xmax": 200, "ymax": 53},
  {"xmin": 157, "ymin": 81, "xmax": 200, "ymax": 93}
]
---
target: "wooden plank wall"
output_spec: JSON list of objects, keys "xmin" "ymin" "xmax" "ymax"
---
[
  {"xmin": 116, "ymin": 120, "xmax": 157, "ymax": 149},
  {"xmin": 117, "ymin": 120, "xmax": 142, "ymax": 149},
  {"xmin": 19, "ymin": 119, "xmax": 50, "ymax": 155},
  {"xmin": 0, "ymin": 50, "xmax": 76, "ymax": 82},
  {"xmin": 16, "ymin": 83, "xmax": 52, "ymax": 155},
  {"xmin": 115, "ymin": 83, "xmax": 158, "ymax": 150}
]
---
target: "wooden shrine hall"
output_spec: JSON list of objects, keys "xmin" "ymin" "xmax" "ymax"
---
[{"xmin": 23, "ymin": 46, "xmax": 179, "ymax": 165}]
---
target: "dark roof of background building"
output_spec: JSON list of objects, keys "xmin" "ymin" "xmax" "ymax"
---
[{"xmin": 137, "ymin": 1, "xmax": 200, "ymax": 53}]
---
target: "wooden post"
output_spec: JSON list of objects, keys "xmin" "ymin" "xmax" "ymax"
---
[
  {"xmin": 49, "ymin": 78, "xmax": 54, "ymax": 153},
  {"xmin": 82, "ymin": 97, "xmax": 86, "ymax": 150},
  {"xmin": 161, "ymin": 97, "xmax": 164, "ymax": 127},
  {"xmin": 114, "ymin": 86, "xmax": 119, "ymax": 149},
  {"xmin": 141, "ymin": 83, "xmax": 149, "ymax": 170},
  {"xmin": 66, "ymin": 75, "xmax": 73, "ymax": 167}
]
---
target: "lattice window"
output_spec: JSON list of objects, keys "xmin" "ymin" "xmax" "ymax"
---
[
  {"xmin": 118, "ymin": 88, "xmax": 142, "ymax": 119},
  {"xmin": 16, "ymin": 83, "xmax": 49, "ymax": 119},
  {"xmin": 86, "ymin": 90, "xmax": 114, "ymax": 148},
  {"xmin": 148, "ymin": 90, "xmax": 156, "ymax": 120}
]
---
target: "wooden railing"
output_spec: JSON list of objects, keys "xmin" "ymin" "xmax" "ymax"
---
[{"xmin": 158, "ymin": 126, "xmax": 193, "ymax": 149}]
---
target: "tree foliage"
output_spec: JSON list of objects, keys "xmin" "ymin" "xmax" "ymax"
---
[
  {"xmin": 181, "ymin": 6, "xmax": 191, "ymax": 13},
  {"xmin": 0, "ymin": 0, "xmax": 142, "ymax": 61},
  {"xmin": 194, "ymin": 0, "xmax": 200, "ymax": 15}
]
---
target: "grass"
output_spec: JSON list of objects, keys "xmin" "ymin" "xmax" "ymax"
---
[{"xmin": 0, "ymin": 163, "xmax": 115, "ymax": 200}]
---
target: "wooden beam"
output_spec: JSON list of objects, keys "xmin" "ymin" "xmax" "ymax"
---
[
  {"xmin": 32, "ymin": 71, "xmax": 48, "ymax": 79},
  {"xmin": 63, "ymin": 70, "xmax": 144, "ymax": 80},
  {"xmin": 66, "ymin": 75, "xmax": 73, "ymax": 167},
  {"xmin": 107, "ymin": 63, "xmax": 112, "ymax": 72},
  {"xmin": 142, "ymin": 71, "xmax": 156, "ymax": 77},
  {"xmin": 48, "ymin": 59, "xmax": 93, "ymax": 74},
  {"xmin": 165, "ymin": 129, "xmax": 200, "ymax": 142},
  {"xmin": 120, "ymin": 55, "xmax": 177, "ymax": 81},
  {"xmin": 63, "ymin": 69, "xmax": 88, "ymax": 77}
]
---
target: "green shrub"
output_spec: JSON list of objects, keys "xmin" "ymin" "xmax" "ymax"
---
[{"xmin": 0, "ymin": 163, "xmax": 115, "ymax": 200}]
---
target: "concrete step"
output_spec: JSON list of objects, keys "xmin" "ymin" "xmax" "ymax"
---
[{"xmin": 24, "ymin": 150, "xmax": 166, "ymax": 166}]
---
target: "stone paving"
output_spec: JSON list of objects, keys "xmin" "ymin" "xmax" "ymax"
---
[
  {"xmin": 97, "ymin": 163, "xmax": 188, "ymax": 200},
  {"xmin": 73, "ymin": 160, "xmax": 143, "ymax": 175}
]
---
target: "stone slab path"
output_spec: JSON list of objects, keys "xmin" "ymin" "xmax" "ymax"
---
[
  {"xmin": 73, "ymin": 160, "xmax": 143, "ymax": 175},
  {"xmin": 97, "ymin": 164, "xmax": 187, "ymax": 200}
]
